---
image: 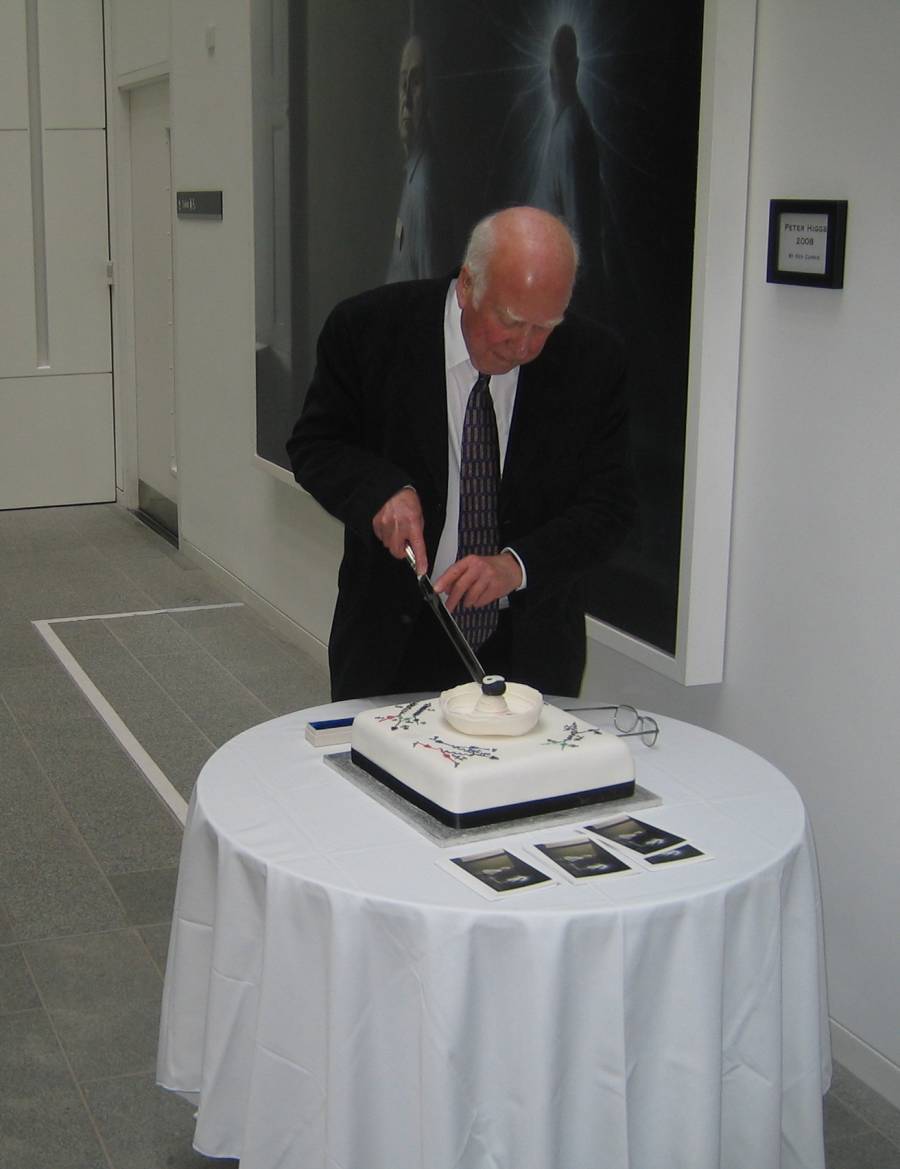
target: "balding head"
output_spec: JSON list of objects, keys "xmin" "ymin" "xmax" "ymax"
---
[
  {"xmin": 457, "ymin": 207, "xmax": 579, "ymax": 374},
  {"xmin": 463, "ymin": 206, "xmax": 579, "ymax": 307}
]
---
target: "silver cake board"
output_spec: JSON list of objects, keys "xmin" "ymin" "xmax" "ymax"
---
[{"xmin": 324, "ymin": 751, "xmax": 661, "ymax": 847}]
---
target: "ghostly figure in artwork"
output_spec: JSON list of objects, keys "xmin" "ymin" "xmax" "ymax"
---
[
  {"xmin": 386, "ymin": 34, "xmax": 451, "ymax": 283},
  {"xmin": 532, "ymin": 24, "xmax": 613, "ymax": 322}
]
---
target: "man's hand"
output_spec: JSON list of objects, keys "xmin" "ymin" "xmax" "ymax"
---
[
  {"xmin": 432, "ymin": 552, "xmax": 523, "ymax": 612},
  {"xmin": 372, "ymin": 487, "xmax": 427, "ymax": 573}
]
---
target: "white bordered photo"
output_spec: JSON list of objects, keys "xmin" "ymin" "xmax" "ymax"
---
[
  {"xmin": 436, "ymin": 848, "xmax": 557, "ymax": 900},
  {"xmin": 526, "ymin": 836, "xmax": 636, "ymax": 884},
  {"xmin": 583, "ymin": 815, "xmax": 686, "ymax": 856}
]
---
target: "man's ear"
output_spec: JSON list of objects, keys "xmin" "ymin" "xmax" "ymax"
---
[{"xmin": 456, "ymin": 266, "xmax": 473, "ymax": 309}]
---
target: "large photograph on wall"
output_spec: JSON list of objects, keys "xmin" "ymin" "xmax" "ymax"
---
[{"xmin": 253, "ymin": 0, "xmax": 704, "ymax": 656}]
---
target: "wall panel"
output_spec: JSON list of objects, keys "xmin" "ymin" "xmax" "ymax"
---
[
  {"xmin": 39, "ymin": 0, "xmax": 105, "ymax": 128},
  {"xmin": 43, "ymin": 129, "xmax": 112, "ymax": 373},
  {"xmin": 0, "ymin": 374, "xmax": 115, "ymax": 507},
  {"xmin": 0, "ymin": 3, "xmax": 28, "ymax": 128},
  {"xmin": 0, "ymin": 132, "xmax": 38, "ymax": 374}
]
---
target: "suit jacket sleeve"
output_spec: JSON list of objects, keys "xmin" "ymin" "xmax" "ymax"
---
[{"xmin": 285, "ymin": 292, "xmax": 419, "ymax": 537}]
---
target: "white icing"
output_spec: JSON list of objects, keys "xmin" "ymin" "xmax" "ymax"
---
[
  {"xmin": 351, "ymin": 697, "xmax": 634, "ymax": 816},
  {"xmin": 440, "ymin": 680, "xmax": 543, "ymax": 736}
]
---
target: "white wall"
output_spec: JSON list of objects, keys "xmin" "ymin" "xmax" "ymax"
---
[
  {"xmin": 168, "ymin": 0, "xmax": 341, "ymax": 658},
  {"xmin": 118, "ymin": 0, "xmax": 899, "ymax": 1104},
  {"xmin": 110, "ymin": 0, "xmax": 168, "ymax": 82},
  {"xmin": 0, "ymin": 0, "xmax": 115, "ymax": 511},
  {"xmin": 583, "ymin": 0, "xmax": 900, "ymax": 1102}
]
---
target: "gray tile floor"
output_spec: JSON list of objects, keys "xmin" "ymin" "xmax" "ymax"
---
[
  {"xmin": 1, "ymin": 503, "xmax": 898, "ymax": 1169},
  {"xmin": 0, "ymin": 503, "xmax": 329, "ymax": 1169}
]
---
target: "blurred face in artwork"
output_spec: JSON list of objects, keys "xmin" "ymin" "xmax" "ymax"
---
[
  {"xmin": 398, "ymin": 36, "xmax": 427, "ymax": 155},
  {"xmin": 457, "ymin": 210, "xmax": 576, "ymax": 376},
  {"xmin": 549, "ymin": 24, "xmax": 579, "ymax": 110}
]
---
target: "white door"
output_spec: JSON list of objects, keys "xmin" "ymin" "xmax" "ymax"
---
[
  {"xmin": 0, "ymin": 0, "xmax": 115, "ymax": 510},
  {"xmin": 129, "ymin": 78, "xmax": 178, "ymax": 537}
]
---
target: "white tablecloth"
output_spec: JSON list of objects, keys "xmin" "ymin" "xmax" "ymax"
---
[{"xmin": 157, "ymin": 700, "xmax": 830, "ymax": 1169}]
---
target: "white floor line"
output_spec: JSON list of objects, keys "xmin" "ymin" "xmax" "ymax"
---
[
  {"xmin": 39, "ymin": 601, "xmax": 245, "ymax": 624},
  {"xmin": 32, "ymin": 602, "xmax": 245, "ymax": 827}
]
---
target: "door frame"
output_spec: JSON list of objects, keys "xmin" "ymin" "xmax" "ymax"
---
[{"xmin": 104, "ymin": 10, "xmax": 174, "ymax": 520}]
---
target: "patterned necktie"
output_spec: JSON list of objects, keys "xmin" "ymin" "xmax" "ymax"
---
[{"xmin": 456, "ymin": 373, "xmax": 500, "ymax": 649}]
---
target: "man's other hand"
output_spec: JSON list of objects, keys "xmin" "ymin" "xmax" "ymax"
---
[
  {"xmin": 372, "ymin": 487, "xmax": 427, "ymax": 574},
  {"xmin": 432, "ymin": 552, "xmax": 522, "ymax": 612}
]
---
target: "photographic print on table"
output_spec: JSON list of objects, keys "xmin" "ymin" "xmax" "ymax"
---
[
  {"xmin": 449, "ymin": 850, "xmax": 553, "ymax": 895},
  {"xmin": 585, "ymin": 816, "xmax": 685, "ymax": 854},
  {"xmin": 643, "ymin": 843, "xmax": 709, "ymax": 866},
  {"xmin": 534, "ymin": 838, "xmax": 632, "ymax": 880}
]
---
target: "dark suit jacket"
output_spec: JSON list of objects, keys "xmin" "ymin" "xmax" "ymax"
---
[{"xmin": 286, "ymin": 277, "xmax": 633, "ymax": 699}]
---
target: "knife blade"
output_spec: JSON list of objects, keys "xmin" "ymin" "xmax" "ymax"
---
[{"xmin": 404, "ymin": 544, "xmax": 487, "ymax": 685}]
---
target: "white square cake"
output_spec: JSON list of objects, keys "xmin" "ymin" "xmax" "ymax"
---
[{"xmin": 350, "ymin": 696, "xmax": 635, "ymax": 828}]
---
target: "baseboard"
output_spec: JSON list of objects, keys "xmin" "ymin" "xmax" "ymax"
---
[
  {"xmin": 137, "ymin": 479, "xmax": 178, "ymax": 542},
  {"xmin": 830, "ymin": 1018, "xmax": 900, "ymax": 1109},
  {"xmin": 133, "ymin": 506, "xmax": 178, "ymax": 548},
  {"xmin": 179, "ymin": 538, "xmax": 329, "ymax": 671}
]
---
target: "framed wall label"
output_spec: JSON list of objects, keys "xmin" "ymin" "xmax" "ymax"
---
[
  {"xmin": 176, "ymin": 190, "xmax": 223, "ymax": 219},
  {"xmin": 767, "ymin": 199, "xmax": 847, "ymax": 288}
]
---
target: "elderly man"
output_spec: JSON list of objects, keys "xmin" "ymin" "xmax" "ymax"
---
[{"xmin": 287, "ymin": 206, "xmax": 633, "ymax": 700}]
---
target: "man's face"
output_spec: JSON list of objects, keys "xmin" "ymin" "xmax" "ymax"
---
[
  {"xmin": 456, "ymin": 261, "xmax": 572, "ymax": 376},
  {"xmin": 398, "ymin": 38, "xmax": 426, "ymax": 153}
]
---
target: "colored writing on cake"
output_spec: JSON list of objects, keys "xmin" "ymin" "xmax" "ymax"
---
[
  {"xmin": 544, "ymin": 721, "xmax": 603, "ymax": 750},
  {"xmin": 413, "ymin": 737, "xmax": 500, "ymax": 767},
  {"xmin": 375, "ymin": 701, "xmax": 434, "ymax": 731}
]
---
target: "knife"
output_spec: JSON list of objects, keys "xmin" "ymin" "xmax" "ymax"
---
[{"xmin": 404, "ymin": 545, "xmax": 503, "ymax": 692}]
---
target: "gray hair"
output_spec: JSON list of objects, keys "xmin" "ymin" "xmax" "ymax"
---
[
  {"xmin": 461, "ymin": 217, "xmax": 496, "ymax": 305},
  {"xmin": 461, "ymin": 209, "xmax": 580, "ymax": 306}
]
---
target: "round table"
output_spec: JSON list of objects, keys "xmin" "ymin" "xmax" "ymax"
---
[{"xmin": 157, "ymin": 699, "xmax": 830, "ymax": 1169}]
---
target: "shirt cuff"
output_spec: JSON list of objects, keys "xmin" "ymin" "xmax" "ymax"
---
[{"xmin": 502, "ymin": 546, "xmax": 527, "ymax": 590}]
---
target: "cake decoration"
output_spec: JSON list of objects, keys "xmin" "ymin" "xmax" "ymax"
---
[
  {"xmin": 351, "ymin": 683, "xmax": 635, "ymax": 828},
  {"xmin": 440, "ymin": 679, "xmax": 543, "ymax": 736},
  {"xmin": 375, "ymin": 700, "xmax": 434, "ymax": 731},
  {"xmin": 544, "ymin": 721, "xmax": 604, "ymax": 750},
  {"xmin": 412, "ymin": 737, "xmax": 500, "ymax": 767},
  {"xmin": 347, "ymin": 550, "xmax": 636, "ymax": 827}
]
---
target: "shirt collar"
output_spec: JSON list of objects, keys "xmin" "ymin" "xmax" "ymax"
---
[{"xmin": 444, "ymin": 280, "xmax": 477, "ymax": 378}]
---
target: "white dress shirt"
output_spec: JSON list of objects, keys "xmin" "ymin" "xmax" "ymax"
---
[{"xmin": 431, "ymin": 282, "xmax": 525, "ymax": 594}]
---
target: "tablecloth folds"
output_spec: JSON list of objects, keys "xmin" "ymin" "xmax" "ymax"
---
[{"xmin": 157, "ymin": 703, "xmax": 830, "ymax": 1169}]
